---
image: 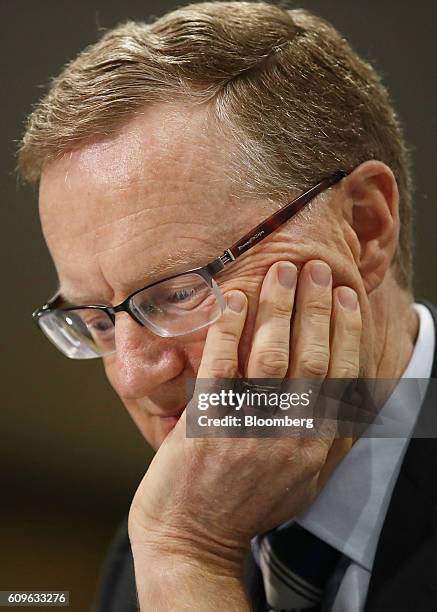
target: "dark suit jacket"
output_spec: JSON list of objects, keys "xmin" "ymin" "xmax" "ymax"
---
[{"xmin": 94, "ymin": 301, "xmax": 437, "ymax": 612}]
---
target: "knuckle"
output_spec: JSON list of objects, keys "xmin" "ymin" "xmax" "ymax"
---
[
  {"xmin": 271, "ymin": 300, "xmax": 293, "ymax": 320},
  {"xmin": 207, "ymin": 356, "xmax": 239, "ymax": 379},
  {"xmin": 305, "ymin": 299, "xmax": 331, "ymax": 318},
  {"xmin": 336, "ymin": 368, "xmax": 358, "ymax": 378},
  {"xmin": 273, "ymin": 443, "xmax": 297, "ymax": 465},
  {"xmin": 335, "ymin": 353, "xmax": 359, "ymax": 376},
  {"xmin": 299, "ymin": 349, "xmax": 330, "ymax": 377},
  {"xmin": 253, "ymin": 348, "xmax": 289, "ymax": 377},
  {"xmin": 300, "ymin": 440, "xmax": 329, "ymax": 473},
  {"xmin": 305, "ymin": 307, "xmax": 332, "ymax": 328},
  {"xmin": 217, "ymin": 326, "xmax": 240, "ymax": 344}
]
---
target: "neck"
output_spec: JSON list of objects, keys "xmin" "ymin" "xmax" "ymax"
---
[{"xmin": 365, "ymin": 274, "xmax": 419, "ymax": 380}]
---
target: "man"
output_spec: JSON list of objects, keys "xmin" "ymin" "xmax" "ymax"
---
[{"xmin": 19, "ymin": 2, "xmax": 436, "ymax": 611}]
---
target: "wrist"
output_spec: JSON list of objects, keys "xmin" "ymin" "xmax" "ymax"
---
[
  {"xmin": 129, "ymin": 528, "xmax": 248, "ymax": 579},
  {"xmin": 128, "ymin": 505, "xmax": 250, "ymax": 577},
  {"xmin": 130, "ymin": 541, "xmax": 250, "ymax": 612}
]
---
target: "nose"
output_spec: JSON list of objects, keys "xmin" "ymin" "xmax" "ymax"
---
[{"xmin": 109, "ymin": 314, "xmax": 185, "ymax": 400}]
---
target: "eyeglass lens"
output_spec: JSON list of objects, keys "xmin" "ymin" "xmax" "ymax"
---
[{"xmin": 38, "ymin": 273, "xmax": 224, "ymax": 358}]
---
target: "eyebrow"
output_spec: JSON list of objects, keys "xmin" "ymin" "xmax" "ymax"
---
[
  {"xmin": 58, "ymin": 246, "xmax": 217, "ymax": 307},
  {"xmin": 58, "ymin": 287, "xmax": 109, "ymax": 307},
  {"xmin": 41, "ymin": 171, "xmax": 346, "ymax": 326}
]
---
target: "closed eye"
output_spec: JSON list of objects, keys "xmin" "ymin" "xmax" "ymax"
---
[{"xmin": 166, "ymin": 288, "xmax": 197, "ymax": 303}]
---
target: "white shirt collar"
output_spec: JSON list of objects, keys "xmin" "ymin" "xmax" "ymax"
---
[{"xmin": 293, "ymin": 303, "xmax": 435, "ymax": 571}]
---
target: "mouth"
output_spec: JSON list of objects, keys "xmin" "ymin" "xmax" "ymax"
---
[
  {"xmin": 159, "ymin": 414, "xmax": 181, "ymax": 423},
  {"xmin": 156, "ymin": 406, "xmax": 186, "ymax": 433},
  {"xmin": 155, "ymin": 406, "xmax": 185, "ymax": 418}
]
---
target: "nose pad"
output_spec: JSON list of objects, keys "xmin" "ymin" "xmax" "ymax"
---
[{"xmin": 110, "ymin": 313, "xmax": 185, "ymax": 400}]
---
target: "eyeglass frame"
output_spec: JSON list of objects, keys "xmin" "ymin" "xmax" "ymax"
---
[{"xmin": 32, "ymin": 170, "xmax": 347, "ymax": 344}]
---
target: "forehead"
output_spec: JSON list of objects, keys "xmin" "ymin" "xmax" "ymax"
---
[{"xmin": 39, "ymin": 103, "xmax": 253, "ymax": 304}]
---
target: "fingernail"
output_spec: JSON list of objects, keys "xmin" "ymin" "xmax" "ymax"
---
[
  {"xmin": 226, "ymin": 291, "xmax": 246, "ymax": 313},
  {"xmin": 310, "ymin": 262, "xmax": 331, "ymax": 287},
  {"xmin": 337, "ymin": 287, "xmax": 358, "ymax": 311},
  {"xmin": 277, "ymin": 262, "xmax": 297, "ymax": 288}
]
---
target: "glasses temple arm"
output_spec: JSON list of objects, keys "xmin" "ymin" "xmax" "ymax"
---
[{"xmin": 206, "ymin": 171, "xmax": 346, "ymax": 275}]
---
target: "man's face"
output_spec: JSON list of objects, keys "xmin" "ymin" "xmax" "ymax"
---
[{"xmin": 39, "ymin": 103, "xmax": 359, "ymax": 449}]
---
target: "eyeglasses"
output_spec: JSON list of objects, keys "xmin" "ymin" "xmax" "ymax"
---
[{"xmin": 32, "ymin": 171, "xmax": 346, "ymax": 359}]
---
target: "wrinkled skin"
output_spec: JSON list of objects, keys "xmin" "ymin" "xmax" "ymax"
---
[
  {"xmin": 39, "ymin": 103, "xmax": 418, "ymax": 609},
  {"xmin": 40, "ymin": 103, "xmax": 415, "ymax": 449}
]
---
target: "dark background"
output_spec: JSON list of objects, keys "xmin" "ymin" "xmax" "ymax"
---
[{"xmin": 1, "ymin": 1, "xmax": 436, "ymax": 610}]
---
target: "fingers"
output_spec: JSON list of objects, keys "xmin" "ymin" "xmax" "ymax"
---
[
  {"xmin": 328, "ymin": 286, "xmax": 361, "ymax": 378},
  {"xmin": 246, "ymin": 262, "xmax": 297, "ymax": 379},
  {"xmin": 197, "ymin": 260, "xmax": 362, "ymax": 386},
  {"xmin": 325, "ymin": 286, "xmax": 361, "ymax": 457},
  {"xmin": 288, "ymin": 261, "xmax": 332, "ymax": 378},
  {"xmin": 197, "ymin": 290, "xmax": 247, "ymax": 379}
]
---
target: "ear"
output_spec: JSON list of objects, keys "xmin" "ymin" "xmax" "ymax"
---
[{"xmin": 343, "ymin": 160, "xmax": 400, "ymax": 294}]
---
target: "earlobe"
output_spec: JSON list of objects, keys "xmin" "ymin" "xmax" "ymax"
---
[{"xmin": 344, "ymin": 161, "xmax": 400, "ymax": 294}]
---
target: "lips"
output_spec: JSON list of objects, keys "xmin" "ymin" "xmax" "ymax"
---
[
  {"xmin": 159, "ymin": 414, "xmax": 182, "ymax": 421},
  {"xmin": 155, "ymin": 406, "xmax": 186, "ymax": 419},
  {"xmin": 158, "ymin": 409, "xmax": 185, "ymax": 436}
]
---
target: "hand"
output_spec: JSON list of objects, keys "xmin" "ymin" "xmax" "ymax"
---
[{"xmin": 129, "ymin": 260, "xmax": 361, "ymax": 607}]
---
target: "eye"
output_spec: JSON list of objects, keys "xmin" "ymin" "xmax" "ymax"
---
[
  {"xmin": 167, "ymin": 288, "xmax": 196, "ymax": 303},
  {"xmin": 136, "ymin": 300, "xmax": 162, "ymax": 315},
  {"xmin": 78, "ymin": 312, "xmax": 113, "ymax": 336},
  {"xmin": 89, "ymin": 317, "xmax": 113, "ymax": 334}
]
